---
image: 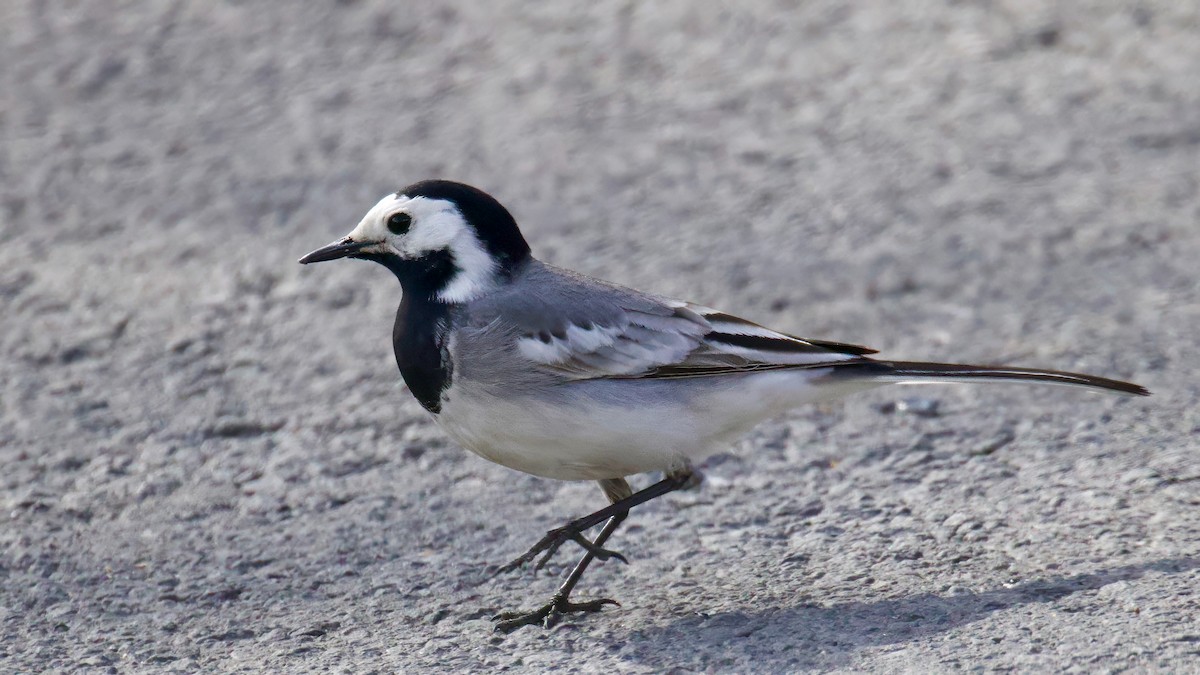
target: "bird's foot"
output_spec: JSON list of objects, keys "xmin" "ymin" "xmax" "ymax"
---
[
  {"xmin": 495, "ymin": 522, "xmax": 628, "ymax": 575},
  {"xmin": 492, "ymin": 594, "xmax": 620, "ymax": 632}
]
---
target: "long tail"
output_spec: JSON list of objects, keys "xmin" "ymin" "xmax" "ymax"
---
[{"xmin": 837, "ymin": 360, "xmax": 1149, "ymax": 397}]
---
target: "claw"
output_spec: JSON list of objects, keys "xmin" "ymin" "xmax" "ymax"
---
[
  {"xmin": 491, "ymin": 610, "xmax": 528, "ymax": 622},
  {"xmin": 493, "ymin": 595, "xmax": 620, "ymax": 633}
]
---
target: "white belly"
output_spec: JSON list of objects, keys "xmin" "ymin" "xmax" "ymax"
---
[{"xmin": 433, "ymin": 369, "xmax": 882, "ymax": 481}]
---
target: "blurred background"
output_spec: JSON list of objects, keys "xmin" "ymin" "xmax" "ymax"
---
[{"xmin": 2, "ymin": 1, "xmax": 1197, "ymax": 671}]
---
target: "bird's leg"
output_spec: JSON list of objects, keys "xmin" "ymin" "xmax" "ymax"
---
[
  {"xmin": 492, "ymin": 510, "xmax": 628, "ymax": 632},
  {"xmin": 492, "ymin": 469, "xmax": 696, "ymax": 632},
  {"xmin": 495, "ymin": 468, "xmax": 695, "ymax": 576}
]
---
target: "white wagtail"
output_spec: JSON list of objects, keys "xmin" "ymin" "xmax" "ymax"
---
[{"xmin": 299, "ymin": 180, "xmax": 1148, "ymax": 631}]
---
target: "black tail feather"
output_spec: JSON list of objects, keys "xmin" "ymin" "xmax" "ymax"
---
[{"xmin": 837, "ymin": 360, "xmax": 1150, "ymax": 397}]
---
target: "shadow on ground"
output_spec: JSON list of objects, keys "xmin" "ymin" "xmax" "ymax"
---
[{"xmin": 623, "ymin": 557, "xmax": 1199, "ymax": 669}]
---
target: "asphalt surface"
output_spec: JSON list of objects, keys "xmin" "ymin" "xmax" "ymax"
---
[{"xmin": 2, "ymin": 1, "xmax": 1198, "ymax": 672}]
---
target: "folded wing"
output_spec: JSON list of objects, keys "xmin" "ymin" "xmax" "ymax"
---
[{"xmin": 516, "ymin": 299, "xmax": 875, "ymax": 381}]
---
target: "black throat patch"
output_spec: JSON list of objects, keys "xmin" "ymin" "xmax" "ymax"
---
[
  {"xmin": 391, "ymin": 291, "xmax": 452, "ymax": 414},
  {"xmin": 360, "ymin": 251, "xmax": 459, "ymax": 414}
]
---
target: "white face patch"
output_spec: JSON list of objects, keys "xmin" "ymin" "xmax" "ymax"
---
[{"xmin": 345, "ymin": 193, "xmax": 500, "ymax": 303}]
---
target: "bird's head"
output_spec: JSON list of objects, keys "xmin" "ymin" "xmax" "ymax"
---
[{"xmin": 299, "ymin": 180, "xmax": 531, "ymax": 303}]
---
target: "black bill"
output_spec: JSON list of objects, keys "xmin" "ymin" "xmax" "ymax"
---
[{"xmin": 298, "ymin": 237, "xmax": 374, "ymax": 264}]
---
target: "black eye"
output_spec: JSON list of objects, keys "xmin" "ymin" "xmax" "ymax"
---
[{"xmin": 387, "ymin": 212, "xmax": 412, "ymax": 235}]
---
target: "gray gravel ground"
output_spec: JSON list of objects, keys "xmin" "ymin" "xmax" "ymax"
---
[{"xmin": 3, "ymin": 1, "xmax": 1199, "ymax": 672}]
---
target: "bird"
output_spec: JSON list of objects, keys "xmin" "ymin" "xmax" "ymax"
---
[{"xmin": 298, "ymin": 179, "xmax": 1149, "ymax": 632}]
